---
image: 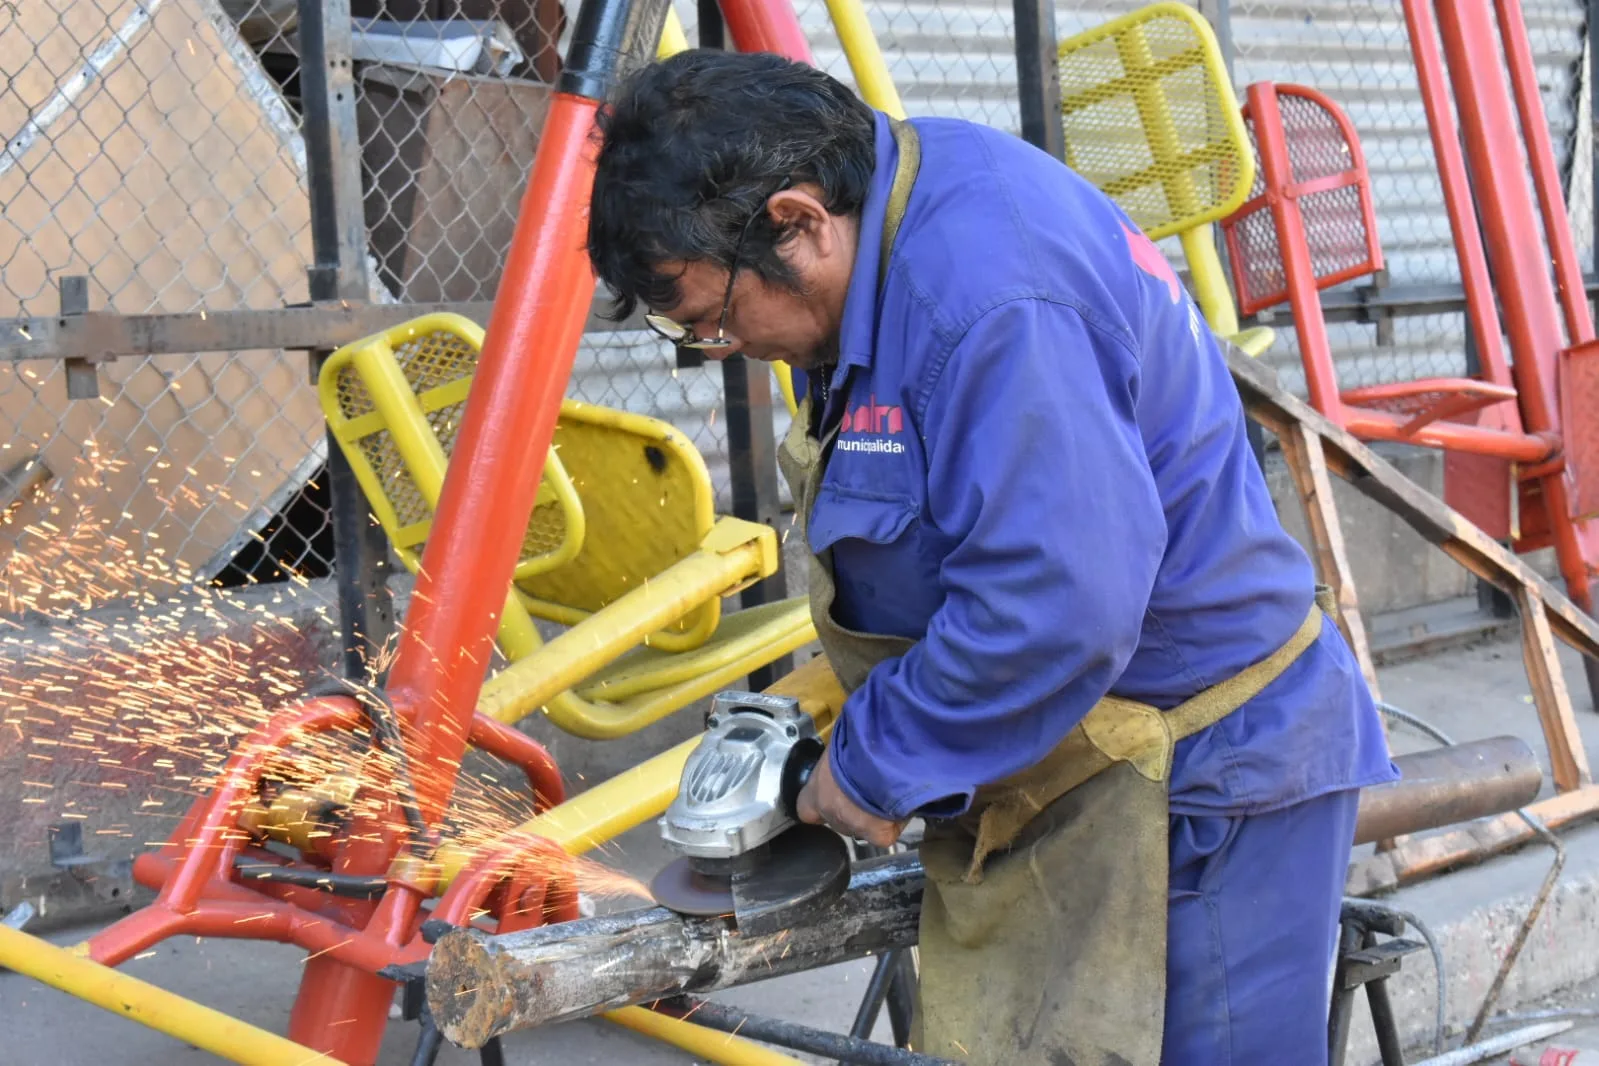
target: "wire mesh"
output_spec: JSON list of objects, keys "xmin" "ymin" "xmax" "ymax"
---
[
  {"xmin": 1, "ymin": 0, "xmax": 328, "ymax": 604},
  {"xmin": 0, "ymin": 0, "xmax": 1593, "ymax": 608}
]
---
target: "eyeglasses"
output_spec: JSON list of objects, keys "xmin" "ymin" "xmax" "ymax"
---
[{"xmin": 643, "ymin": 198, "xmax": 769, "ymax": 351}]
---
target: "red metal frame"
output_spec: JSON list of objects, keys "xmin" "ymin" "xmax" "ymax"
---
[
  {"xmin": 76, "ymin": 4, "xmax": 822, "ymax": 1063},
  {"xmin": 1230, "ymin": 4, "xmax": 1599, "ymax": 655},
  {"xmin": 1421, "ymin": 0, "xmax": 1599, "ymax": 616}
]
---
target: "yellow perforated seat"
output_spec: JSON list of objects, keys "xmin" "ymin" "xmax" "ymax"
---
[
  {"xmin": 1057, "ymin": 2, "xmax": 1273, "ymax": 356},
  {"xmin": 320, "ymin": 314, "xmax": 815, "ymax": 739}
]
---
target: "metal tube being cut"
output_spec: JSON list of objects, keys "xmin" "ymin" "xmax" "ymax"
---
[{"xmin": 428, "ymin": 737, "xmax": 1539, "ymax": 1047}]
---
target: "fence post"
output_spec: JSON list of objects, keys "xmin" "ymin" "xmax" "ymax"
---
[
  {"xmin": 298, "ymin": 0, "xmax": 395, "ymax": 681},
  {"xmin": 1014, "ymin": 0, "xmax": 1065, "ymax": 160}
]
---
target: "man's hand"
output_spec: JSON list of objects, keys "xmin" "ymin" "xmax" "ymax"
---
[{"xmin": 795, "ymin": 746, "xmax": 907, "ymax": 848}]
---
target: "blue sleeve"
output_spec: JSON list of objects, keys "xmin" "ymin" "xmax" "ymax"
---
[{"xmin": 827, "ymin": 298, "xmax": 1168, "ymax": 821}]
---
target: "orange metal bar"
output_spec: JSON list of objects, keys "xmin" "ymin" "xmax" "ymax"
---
[
  {"xmin": 1343, "ymin": 411, "xmax": 1556, "ymax": 463},
  {"xmin": 163, "ymin": 698, "xmax": 363, "ymax": 913},
  {"xmin": 383, "ymin": 91, "xmax": 606, "ymax": 827},
  {"xmin": 1399, "ymin": 0, "xmax": 1518, "ymax": 407},
  {"xmin": 468, "ymin": 713, "xmax": 567, "ymax": 810},
  {"xmin": 1495, "ymin": 0, "xmax": 1595, "ymax": 347},
  {"xmin": 718, "ymin": 0, "xmax": 816, "ymax": 60},
  {"xmin": 1244, "ymin": 83, "xmax": 1347, "ymax": 423}
]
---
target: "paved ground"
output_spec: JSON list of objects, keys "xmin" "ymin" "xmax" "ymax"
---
[{"xmin": 6, "ymin": 623, "xmax": 1599, "ymax": 1066}]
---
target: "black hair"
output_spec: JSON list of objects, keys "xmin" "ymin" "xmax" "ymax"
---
[{"xmin": 586, "ymin": 49, "xmax": 878, "ymax": 320}]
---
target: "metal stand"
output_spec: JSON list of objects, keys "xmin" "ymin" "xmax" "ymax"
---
[{"xmin": 1328, "ymin": 901, "xmax": 1426, "ymax": 1066}]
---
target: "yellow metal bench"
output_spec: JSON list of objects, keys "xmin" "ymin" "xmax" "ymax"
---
[
  {"xmin": 1057, "ymin": 2, "xmax": 1274, "ymax": 357},
  {"xmin": 320, "ymin": 313, "xmax": 815, "ymax": 739}
]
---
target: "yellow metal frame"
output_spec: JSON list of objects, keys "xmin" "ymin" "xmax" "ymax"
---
[
  {"xmin": 320, "ymin": 313, "xmax": 817, "ymax": 740},
  {"xmin": 319, "ymin": 313, "xmax": 587, "ymax": 586},
  {"xmin": 1056, "ymin": 2, "xmax": 1273, "ymax": 354}
]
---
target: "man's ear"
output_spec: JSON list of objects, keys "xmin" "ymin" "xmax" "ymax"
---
[{"xmin": 766, "ymin": 187, "xmax": 837, "ymax": 257}]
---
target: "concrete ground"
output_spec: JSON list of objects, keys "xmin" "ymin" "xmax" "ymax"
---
[{"xmin": 6, "ymin": 619, "xmax": 1599, "ymax": 1066}]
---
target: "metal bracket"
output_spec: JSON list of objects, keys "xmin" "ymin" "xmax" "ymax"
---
[
  {"xmin": 47, "ymin": 822, "xmax": 135, "ymax": 905},
  {"xmin": 58, "ymin": 276, "xmax": 104, "ymax": 399}
]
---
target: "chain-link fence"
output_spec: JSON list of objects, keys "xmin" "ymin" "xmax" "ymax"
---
[
  {"xmin": 1, "ymin": 0, "xmax": 1594, "ymax": 611},
  {"xmin": 1, "ymin": 0, "xmax": 328, "ymax": 604}
]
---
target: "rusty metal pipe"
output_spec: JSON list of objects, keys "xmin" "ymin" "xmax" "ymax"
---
[{"xmin": 1354, "ymin": 736, "xmax": 1541, "ymax": 846}]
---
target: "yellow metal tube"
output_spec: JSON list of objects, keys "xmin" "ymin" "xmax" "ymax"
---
[
  {"xmin": 0, "ymin": 924, "xmax": 344, "ymax": 1065},
  {"xmin": 1179, "ymin": 225, "xmax": 1241, "ymax": 337},
  {"xmin": 477, "ymin": 539, "xmax": 771, "ymax": 727},
  {"xmin": 605, "ymin": 1005, "xmax": 806, "ymax": 1065},
  {"xmin": 825, "ymin": 0, "xmax": 906, "ymax": 119},
  {"xmin": 658, "ymin": 6, "xmax": 690, "ymax": 57}
]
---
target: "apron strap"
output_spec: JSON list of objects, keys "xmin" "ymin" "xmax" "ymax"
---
[
  {"xmin": 1163, "ymin": 592, "xmax": 1330, "ymax": 741},
  {"xmin": 879, "ymin": 119, "xmax": 921, "ymax": 296}
]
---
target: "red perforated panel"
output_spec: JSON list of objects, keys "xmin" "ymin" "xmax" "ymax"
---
[{"xmin": 1221, "ymin": 84, "xmax": 1383, "ymax": 316}]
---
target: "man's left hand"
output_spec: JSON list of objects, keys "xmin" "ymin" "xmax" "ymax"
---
[{"xmin": 795, "ymin": 747, "xmax": 906, "ymax": 848}]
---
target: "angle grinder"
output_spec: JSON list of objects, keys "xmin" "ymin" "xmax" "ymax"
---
[{"xmin": 650, "ymin": 691, "xmax": 851, "ymax": 935}]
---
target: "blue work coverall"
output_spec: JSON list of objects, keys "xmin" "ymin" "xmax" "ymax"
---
[{"xmin": 797, "ymin": 111, "xmax": 1399, "ymax": 1060}]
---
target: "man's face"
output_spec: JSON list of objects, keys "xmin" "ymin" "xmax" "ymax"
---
[{"xmin": 646, "ymin": 186, "xmax": 858, "ymax": 373}]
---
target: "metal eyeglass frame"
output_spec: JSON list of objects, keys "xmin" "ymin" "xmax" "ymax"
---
[{"xmin": 643, "ymin": 194, "xmax": 775, "ymax": 351}]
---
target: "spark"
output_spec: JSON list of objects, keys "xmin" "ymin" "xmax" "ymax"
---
[{"xmin": 0, "ymin": 448, "xmax": 650, "ymax": 931}]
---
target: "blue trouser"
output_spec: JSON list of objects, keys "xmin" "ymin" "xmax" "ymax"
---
[{"xmin": 1161, "ymin": 789, "xmax": 1362, "ymax": 1065}]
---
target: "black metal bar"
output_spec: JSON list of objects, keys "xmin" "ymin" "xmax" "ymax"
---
[
  {"xmin": 1326, "ymin": 922, "xmax": 1361, "ymax": 1066},
  {"xmin": 723, "ymin": 355, "xmax": 793, "ymax": 689},
  {"xmin": 1013, "ymin": 0, "xmax": 1065, "ymax": 161},
  {"xmin": 883, "ymin": 951, "xmax": 917, "ymax": 1048},
  {"xmin": 558, "ymin": 0, "xmax": 667, "ymax": 101},
  {"xmin": 657, "ymin": 997, "xmax": 959, "ymax": 1066},
  {"xmin": 299, "ymin": 0, "xmax": 395, "ymax": 682},
  {"xmin": 698, "ymin": 0, "xmax": 725, "ymax": 49},
  {"xmin": 848, "ymin": 951, "xmax": 898, "ymax": 1042},
  {"xmin": 1365, "ymin": 974, "xmax": 1407, "ymax": 1066}
]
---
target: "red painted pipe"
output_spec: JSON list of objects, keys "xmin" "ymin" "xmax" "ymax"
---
[
  {"xmin": 469, "ymin": 712, "xmax": 566, "ymax": 810},
  {"xmin": 1399, "ymin": 0, "xmax": 1518, "ymax": 407},
  {"xmin": 1430, "ymin": 0, "xmax": 1594, "ymax": 612},
  {"xmin": 1246, "ymin": 83, "xmax": 1347, "ymax": 424},
  {"xmin": 719, "ymin": 0, "xmax": 814, "ymax": 61},
  {"xmin": 1495, "ymin": 0, "xmax": 1595, "ymax": 347},
  {"xmin": 163, "ymin": 698, "xmax": 362, "ymax": 913},
  {"xmin": 383, "ymin": 91, "xmax": 606, "ymax": 827}
]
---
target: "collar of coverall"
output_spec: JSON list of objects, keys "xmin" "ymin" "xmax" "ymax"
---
[{"xmin": 829, "ymin": 109, "xmax": 906, "ymax": 386}]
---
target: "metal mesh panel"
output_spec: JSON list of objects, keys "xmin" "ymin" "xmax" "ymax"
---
[{"xmin": 1056, "ymin": 6, "xmax": 1249, "ymax": 239}]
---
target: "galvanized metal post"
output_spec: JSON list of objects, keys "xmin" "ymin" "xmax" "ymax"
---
[
  {"xmin": 1013, "ymin": 0, "xmax": 1065, "ymax": 161},
  {"xmin": 298, "ymin": 0, "xmax": 395, "ymax": 681},
  {"xmin": 700, "ymin": 0, "xmax": 791, "ymax": 690}
]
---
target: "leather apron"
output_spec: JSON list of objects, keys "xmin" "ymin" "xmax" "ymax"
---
[{"xmin": 776, "ymin": 119, "xmax": 1331, "ymax": 1066}]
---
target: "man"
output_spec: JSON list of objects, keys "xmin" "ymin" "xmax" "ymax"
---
[{"xmin": 586, "ymin": 49, "xmax": 1397, "ymax": 1065}]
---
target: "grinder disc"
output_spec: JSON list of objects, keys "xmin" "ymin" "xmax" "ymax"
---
[
  {"xmin": 652, "ymin": 825, "xmax": 850, "ymax": 936},
  {"xmin": 649, "ymin": 859, "xmax": 735, "ymax": 917}
]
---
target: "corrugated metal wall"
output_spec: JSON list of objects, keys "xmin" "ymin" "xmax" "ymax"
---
[{"xmin": 568, "ymin": 0, "xmax": 1592, "ymax": 509}]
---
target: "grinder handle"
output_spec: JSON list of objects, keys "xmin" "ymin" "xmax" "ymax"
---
[{"xmin": 780, "ymin": 737, "xmax": 824, "ymax": 820}]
